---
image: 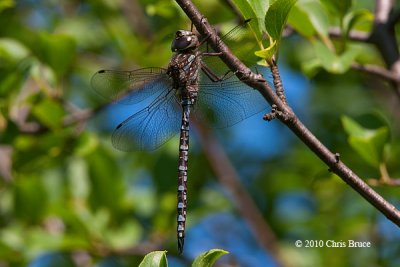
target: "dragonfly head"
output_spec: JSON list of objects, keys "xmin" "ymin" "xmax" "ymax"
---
[{"xmin": 171, "ymin": 30, "xmax": 199, "ymax": 52}]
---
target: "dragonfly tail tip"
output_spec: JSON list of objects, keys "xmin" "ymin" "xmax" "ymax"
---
[{"xmin": 178, "ymin": 237, "xmax": 184, "ymax": 254}]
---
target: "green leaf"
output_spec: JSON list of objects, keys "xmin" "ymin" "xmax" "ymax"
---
[
  {"xmin": 77, "ymin": 209, "xmax": 110, "ymax": 239},
  {"xmin": 86, "ymin": 147, "xmax": 125, "ymax": 210},
  {"xmin": 74, "ymin": 132, "xmax": 99, "ymax": 156},
  {"xmin": 0, "ymin": 71, "xmax": 25, "ymax": 97},
  {"xmin": 248, "ymin": 0, "xmax": 269, "ymax": 23},
  {"xmin": 343, "ymin": 9, "xmax": 373, "ymax": 38},
  {"xmin": 139, "ymin": 251, "xmax": 168, "ymax": 267},
  {"xmin": 104, "ymin": 221, "xmax": 142, "ymax": 249},
  {"xmin": 287, "ymin": 4, "xmax": 315, "ymax": 37},
  {"xmin": 0, "ymin": 38, "xmax": 30, "ymax": 64},
  {"xmin": 0, "ymin": 240, "xmax": 15, "ymax": 259},
  {"xmin": 67, "ymin": 157, "xmax": 90, "ymax": 200},
  {"xmin": 348, "ymin": 128, "xmax": 389, "ymax": 167},
  {"xmin": 265, "ymin": 0, "xmax": 297, "ymax": 42},
  {"xmin": 341, "ymin": 116, "xmax": 366, "ymax": 136},
  {"xmin": 32, "ymin": 98, "xmax": 65, "ymax": 129},
  {"xmin": 289, "ymin": 0, "xmax": 329, "ymax": 38},
  {"xmin": 36, "ymin": 32, "xmax": 76, "ymax": 77},
  {"xmin": 341, "ymin": 116, "xmax": 390, "ymax": 167},
  {"xmin": 0, "ymin": 39, "xmax": 32, "ymax": 96},
  {"xmin": 42, "ymin": 168, "xmax": 65, "ymax": 206},
  {"xmin": 14, "ymin": 175, "xmax": 47, "ymax": 222},
  {"xmin": 254, "ymin": 40, "xmax": 277, "ymax": 59},
  {"xmin": 313, "ymin": 41, "xmax": 360, "ymax": 73},
  {"xmin": 26, "ymin": 228, "xmax": 64, "ymax": 251},
  {"xmin": 0, "ymin": 0, "xmax": 14, "ymax": 13},
  {"xmin": 230, "ymin": 0, "xmax": 257, "ymax": 23},
  {"xmin": 28, "ymin": 59, "xmax": 57, "ymax": 87},
  {"xmin": 301, "ymin": 58, "xmax": 321, "ymax": 77},
  {"xmin": 320, "ymin": 0, "xmax": 352, "ymax": 17},
  {"xmin": 192, "ymin": 249, "xmax": 229, "ymax": 267},
  {"xmin": 336, "ymin": 47, "xmax": 361, "ymax": 70},
  {"xmin": 230, "ymin": 0, "xmax": 265, "ymax": 42},
  {"xmin": 146, "ymin": 2, "xmax": 179, "ymax": 18}
]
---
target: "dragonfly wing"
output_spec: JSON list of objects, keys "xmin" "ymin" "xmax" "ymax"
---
[
  {"xmin": 197, "ymin": 74, "xmax": 267, "ymax": 128},
  {"xmin": 111, "ymin": 88, "xmax": 181, "ymax": 151},
  {"xmin": 91, "ymin": 67, "xmax": 171, "ymax": 105},
  {"xmin": 200, "ymin": 20, "xmax": 260, "ymax": 77}
]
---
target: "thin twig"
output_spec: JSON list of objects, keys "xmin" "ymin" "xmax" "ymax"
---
[
  {"xmin": 329, "ymin": 27, "xmax": 369, "ymax": 42},
  {"xmin": 174, "ymin": 0, "xmax": 400, "ymax": 227},
  {"xmin": 351, "ymin": 63, "xmax": 400, "ymax": 83},
  {"xmin": 270, "ymin": 62, "xmax": 287, "ymax": 105}
]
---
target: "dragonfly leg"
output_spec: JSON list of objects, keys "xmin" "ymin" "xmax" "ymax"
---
[
  {"xmin": 202, "ymin": 52, "xmax": 222, "ymax": 57},
  {"xmin": 201, "ymin": 62, "xmax": 235, "ymax": 82}
]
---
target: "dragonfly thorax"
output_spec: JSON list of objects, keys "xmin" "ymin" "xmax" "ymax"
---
[
  {"xmin": 168, "ymin": 52, "xmax": 201, "ymax": 104},
  {"xmin": 169, "ymin": 29, "xmax": 201, "ymax": 103}
]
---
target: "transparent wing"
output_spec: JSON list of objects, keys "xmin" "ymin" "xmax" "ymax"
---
[
  {"xmin": 111, "ymin": 89, "xmax": 181, "ymax": 151},
  {"xmin": 197, "ymin": 73, "xmax": 267, "ymax": 128},
  {"xmin": 200, "ymin": 19, "xmax": 260, "ymax": 77},
  {"xmin": 91, "ymin": 67, "xmax": 170, "ymax": 104},
  {"xmin": 197, "ymin": 20, "xmax": 268, "ymax": 128}
]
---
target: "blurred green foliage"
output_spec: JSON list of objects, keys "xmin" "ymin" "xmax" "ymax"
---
[{"xmin": 0, "ymin": 0, "xmax": 400, "ymax": 267}]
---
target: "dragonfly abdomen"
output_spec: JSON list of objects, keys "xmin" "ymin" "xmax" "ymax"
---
[{"xmin": 177, "ymin": 103, "xmax": 191, "ymax": 254}]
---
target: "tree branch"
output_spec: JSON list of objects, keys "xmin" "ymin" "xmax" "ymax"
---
[
  {"xmin": 174, "ymin": 0, "xmax": 400, "ymax": 227},
  {"xmin": 375, "ymin": 0, "xmax": 394, "ymax": 23}
]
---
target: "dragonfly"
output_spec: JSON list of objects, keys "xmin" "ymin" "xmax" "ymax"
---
[{"xmin": 91, "ymin": 21, "xmax": 266, "ymax": 254}]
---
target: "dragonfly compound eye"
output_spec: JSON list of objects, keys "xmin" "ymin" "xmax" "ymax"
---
[{"xmin": 171, "ymin": 32, "xmax": 198, "ymax": 52}]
